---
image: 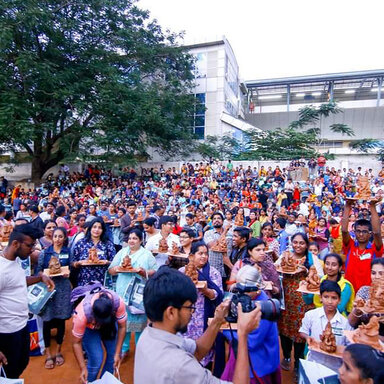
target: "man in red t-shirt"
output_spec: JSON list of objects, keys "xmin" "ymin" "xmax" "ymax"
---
[{"xmin": 342, "ymin": 198, "xmax": 383, "ymax": 292}]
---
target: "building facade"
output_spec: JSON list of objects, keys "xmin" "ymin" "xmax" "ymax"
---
[
  {"xmin": 186, "ymin": 37, "xmax": 260, "ymax": 141},
  {"xmin": 244, "ymin": 70, "xmax": 384, "ymax": 155}
]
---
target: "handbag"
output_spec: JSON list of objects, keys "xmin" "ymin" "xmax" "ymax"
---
[
  {"xmin": 123, "ymin": 276, "xmax": 145, "ymax": 315},
  {"xmin": 0, "ymin": 367, "xmax": 24, "ymax": 384}
]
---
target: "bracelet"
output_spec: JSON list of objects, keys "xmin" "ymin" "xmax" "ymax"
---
[{"xmin": 352, "ymin": 309, "xmax": 363, "ymax": 318}]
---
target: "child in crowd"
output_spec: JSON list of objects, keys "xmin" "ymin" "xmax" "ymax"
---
[{"xmin": 299, "ymin": 280, "xmax": 353, "ymax": 371}]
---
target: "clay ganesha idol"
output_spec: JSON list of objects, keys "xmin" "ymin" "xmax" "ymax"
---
[
  {"xmin": 352, "ymin": 316, "xmax": 382, "ymax": 350},
  {"xmin": 319, "ymin": 321, "xmax": 337, "ymax": 353},
  {"xmin": 305, "ymin": 266, "xmax": 321, "ymax": 291},
  {"xmin": 49, "ymin": 256, "xmax": 62, "ymax": 275},
  {"xmin": 280, "ymin": 252, "xmax": 297, "ymax": 272},
  {"xmin": 185, "ymin": 255, "xmax": 198, "ymax": 285}
]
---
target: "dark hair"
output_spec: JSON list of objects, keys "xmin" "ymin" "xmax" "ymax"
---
[
  {"xmin": 211, "ymin": 212, "xmax": 224, "ymax": 221},
  {"xmin": 275, "ymin": 217, "xmax": 286, "ymax": 229},
  {"xmin": 29, "ymin": 205, "xmax": 39, "ymax": 214},
  {"xmin": 324, "ymin": 252, "xmax": 343, "ymax": 281},
  {"xmin": 9, "ymin": 224, "xmax": 42, "ymax": 244},
  {"xmin": 143, "ymin": 217, "xmax": 156, "ymax": 227},
  {"xmin": 85, "ymin": 217, "xmax": 108, "ymax": 243},
  {"xmin": 261, "ymin": 222, "xmax": 273, "ymax": 231},
  {"xmin": 291, "ymin": 232, "xmax": 310, "ymax": 268},
  {"xmin": 190, "ymin": 241, "xmax": 208, "ymax": 255},
  {"xmin": 52, "ymin": 227, "xmax": 69, "ymax": 247},
  {"xmin": 56, "ymin": 205, "xmax": 66, "ymax": 217},
  {"xmin": 4, "ymin": 211, "xmax": 13, "ymax": 221},
  {"xmin": 143, "ymin": 266, "xmax": 198, "ymax": 322},
  {"xmin": 354, "ymin": 219, "xmax": 372, "ymax": 231},
  {"xmin": 180, "ymin": 228, "xmax": 195, "ymax": 238},
  {"xmin": 329, "ymin": 218, "xmax": 338, "ymax": 225},
  {"xmin": 43, "ymin": 219, "xmax": 57, "ymax": 229},
  {"xmin": 320, "ymin": 280, "xmax": 341, "ymax": 298},
  {"xmin": 76, "ymin": 214, "xmax": 86, "ymax": 222},
  {"xmin": 0, "ymin": 204, "xmax": 5, "ymax": 214},
  {"xmin": 118, "ymin": 207, "xmax": 126, "ymax": 215},
  {"xmin": 127, "ymin": 200, "xmax": 136, "ymax": 208},
  {"xmin": 233, "ymin": 227, "xmax": 250, "ymax": 240},
  {"xmin": 309, "ymin": 241, "xmax": 319, "ymax": 250},
  {"xmin": 372, "ymin": 258, "xmax": 384, "ymax": 267},
  {"xmin": 247, "ymin": 237, "xmax": 265, "ymax": 252},
  {"xmin": 185, "ymin": 213, "xmax": 194, "ymax": 220},
  {"xmin": 159, "ymin": 215, "xmax": 173, "ymax": 229},
  {"xmin": 92, "ymin": 293, "xmax": 117, "ymax": 340},
  {"xmin": 345, "ymin": 344, "xmax": 384, "ymax": 384},
  {"xmin": 127, "ymin": 227, "xmax": 143, "ymax": 242}
]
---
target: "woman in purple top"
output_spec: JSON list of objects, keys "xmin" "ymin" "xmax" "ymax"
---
[{"xmin": 179, "ymin": 241, "xmax": 223, "ymax": 367}]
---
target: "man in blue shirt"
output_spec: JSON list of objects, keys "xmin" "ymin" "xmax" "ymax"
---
[{"xmin": 274, "ymin": 218, "xmax": 289, "ymax": 254}]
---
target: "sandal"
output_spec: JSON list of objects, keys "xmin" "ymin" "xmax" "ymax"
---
[
  {"xmin": 45, "ymin": 357, "xmax": 55, "ymax": 369},
  {"xmin": 55, "ymin": 353, "xmax": 65, "ymax": 366}
]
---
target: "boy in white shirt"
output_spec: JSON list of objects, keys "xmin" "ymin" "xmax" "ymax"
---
[{"xmin": 299, "ymin": 280, "xmax": 353, "ymax": 372}]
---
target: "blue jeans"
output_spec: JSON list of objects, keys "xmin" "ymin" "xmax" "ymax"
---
[{"xmin": 82, "ymin": 328, "xmax": 117, "ymax": 382}]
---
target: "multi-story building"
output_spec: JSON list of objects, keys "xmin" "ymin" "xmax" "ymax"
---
[
  {"xmin": 186, "ymin": 37, "xmax": 260, "ymax": 142},
  {"xmin": 245, "ymin": 70, "xmax": 384, "ymax": 155}
]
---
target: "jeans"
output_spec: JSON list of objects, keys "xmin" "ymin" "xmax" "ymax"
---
[
  {"xmin": 0, "ymin": 325, "xmax": 29, "ymax": 378},
  {"xmin": 122, "ymin": 331, "xmax": 141, "ymax": 353},
  {"xmin": 82, "ymin": 328, "xmax": 117, "ymax": 382}
]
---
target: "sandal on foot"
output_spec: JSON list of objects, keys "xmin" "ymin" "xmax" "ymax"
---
[
  {"xmin": 45, "ymin": 357, "xmax": 55, "ymax": 369},
  {"xmin": 55, "ymin": 353, "xmax": 65, "ymax": 366}
]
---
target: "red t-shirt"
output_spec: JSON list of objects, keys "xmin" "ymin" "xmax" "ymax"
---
[{"xmin": 343, "ymin": 238, "xmax": 383, "ymax": 292}]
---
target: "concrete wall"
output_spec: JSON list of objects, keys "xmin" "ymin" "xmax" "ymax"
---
[{"xmin": 1, "ymin": 154, "xmax": 382, "ymax": 186}]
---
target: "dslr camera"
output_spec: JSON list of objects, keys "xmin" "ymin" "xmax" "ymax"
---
[{"xmin": 226, "ymin": 283, "xmax": 281, "ymax": 323}]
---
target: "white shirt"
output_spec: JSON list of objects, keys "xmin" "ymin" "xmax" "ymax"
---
[
  {"xmin": 39, "ymin": 211, "xmax": 51, "ymax": 222},
  {"xmin": 299, "ymin": 306, "xmax": 353, "ymax": 371},
  {"xmin": 145, "ymin": 232, "xmax": 180, "ymax": 252},
  {"xmin": 0, "ymin": 256, "xmax": 29, "ymax": 333}
]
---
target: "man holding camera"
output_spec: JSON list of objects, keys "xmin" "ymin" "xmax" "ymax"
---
[{"xmin": 134, "ymin": 267, "xmax": 261, "ymax": 384}]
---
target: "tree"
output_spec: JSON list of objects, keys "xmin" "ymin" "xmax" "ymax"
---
[
  {"xmin": 0, "ymin": 0, "xmax": 196, "ymax": 181},
  {"xmin": 213, "ymin": 102, "xmax": 354, "ymax": 161}
]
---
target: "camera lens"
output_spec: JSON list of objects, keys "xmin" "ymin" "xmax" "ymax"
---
[{"xmin": 259, "ymin": 299, "xmax": 281, "ymax": 322}]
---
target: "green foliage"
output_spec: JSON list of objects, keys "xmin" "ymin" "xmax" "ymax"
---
[
  {"xmin": 196, "ymin": 135, "xmax": 242, "ymax": 160},
  {"xmin": 237, "ymin": 127, "xmax": 318, "ymax": 160},
  {"xmin": 198, "ymin": 102, "xmax": 354, "ymax": 161},
  {"xmin": 0, "ymin": 0, "xmax": 196, "ymax": 179},
  {"xmin": 329, "ymin": 124, "xmax": 355, "ymax": 137},
  {"xmin": 349, "ymin": 139, "xmax": 381, "ymax": 153}
]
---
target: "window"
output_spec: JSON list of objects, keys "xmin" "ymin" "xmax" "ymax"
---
[
  {"xmin": 225, "ymin": 56, "xmax": 238, "ymax": 97},
  {"xmin": 193, "ymin": 53, "xmax": 207, "ymax": 78},
  {"xmin": 192, "ymin": 93, "xmax": 206, "ymax": 139}
]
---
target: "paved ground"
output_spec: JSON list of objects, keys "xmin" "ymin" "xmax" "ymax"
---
[{"xmin": 22, "ymin": 320, "xmax": 294, "ymax": 383}]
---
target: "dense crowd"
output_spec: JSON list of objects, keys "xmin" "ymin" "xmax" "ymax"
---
[{"xmin": 1, "ymin": 159, "xmax": 384, "ymax": 384}]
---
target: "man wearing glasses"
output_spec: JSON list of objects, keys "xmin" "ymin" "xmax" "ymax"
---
[
  {"xmin": 0, "ymin": 224, "xmax": 55, "ymax": 378},
  {"xmin": 134, "ymin": 267, "xmax": 261, "ymax": 384},
  {"xmin": 342, "ymin": 198, "xmax": 383, "ymax": 292}
]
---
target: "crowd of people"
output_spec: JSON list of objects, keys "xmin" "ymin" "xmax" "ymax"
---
[{"xmin": 1, "ymin": 159, "xmax": 384, "ymax": 384}]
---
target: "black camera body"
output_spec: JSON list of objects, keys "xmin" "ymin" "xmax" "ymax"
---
[{"xmin": 226, "ymin": 283, "xmax": 281, "ymax": 323}]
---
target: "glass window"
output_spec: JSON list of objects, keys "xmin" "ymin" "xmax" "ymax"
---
[{"xmin": 191, "ymin": 93, "xmax": 205, "ymax": 139}]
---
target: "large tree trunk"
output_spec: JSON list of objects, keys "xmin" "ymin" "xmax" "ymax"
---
[{"xmin": 31, "ymin": 153, "xmax": 64, "ymax": 183}]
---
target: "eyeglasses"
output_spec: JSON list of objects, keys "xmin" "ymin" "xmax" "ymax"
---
[
  {"xmin": 355, "ymin": 230, "xmax": 370, "ymax": 235},
  {"xmin": 180, "ymin": 305, "xmax": 196, "ymax": 313}
]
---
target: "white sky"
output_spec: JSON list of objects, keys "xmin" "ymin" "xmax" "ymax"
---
[{"xmin": 138, "ymin": 0, "xmax": 384, "ymax": 80}]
